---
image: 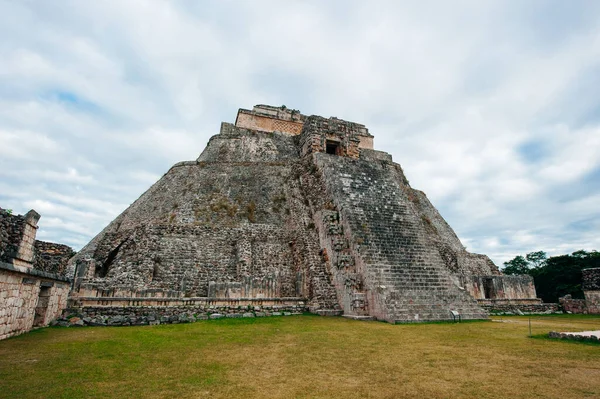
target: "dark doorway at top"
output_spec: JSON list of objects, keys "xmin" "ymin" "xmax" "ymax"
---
[{"xmin": 326, "ymin": 140, "xmax": 340, "ymax": 155}]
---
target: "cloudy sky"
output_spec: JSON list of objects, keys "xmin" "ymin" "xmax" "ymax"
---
[{"xmin": 1, "ymin": 0, "xmax": 599, "ymax": 267}]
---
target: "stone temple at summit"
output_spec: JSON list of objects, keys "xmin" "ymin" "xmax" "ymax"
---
[{"xmin": 67, "ymin": 105, "xmax": 540, "ymax": 323}]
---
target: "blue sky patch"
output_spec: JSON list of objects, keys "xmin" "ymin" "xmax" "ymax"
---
[
  {"xmin": 517, "ymin": 139, "xmax": 549, "ymax": 164},
  {"xmin": 45, "ymin": 90, "xmax": 101, "ymax": 113}
]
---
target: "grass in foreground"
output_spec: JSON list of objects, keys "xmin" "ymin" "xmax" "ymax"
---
[{"xmin": 0, "ymin": 314, "xmax": 599, "ymax": 398}]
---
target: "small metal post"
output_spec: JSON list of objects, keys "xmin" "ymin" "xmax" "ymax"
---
[{"xmin": 528, "ymin": 317, "xmax": 532, "ymax": 337}]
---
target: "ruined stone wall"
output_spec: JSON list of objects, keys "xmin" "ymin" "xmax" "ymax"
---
[
  {"xmin": 235, "ymin": 112, "xmax": 304, "ymax": 135},
  {"xmin": 238, "ymin": 105, "xmax": 306, "ymax": 123},
  {"xmin": 584, "ymin": 291, "xmax": 600, "ymax": 314},
  {"xmin": 0, "ymin": 208, "xmax": 25, "ymax": 263},
  {"xmin": 0, "ymin": 208, "xmax": 40, "ymax": 268},
  {"xmin": 60, "ymin": 303, "xmax": 306, "ymax": 327},
  {"xmin": 359, "ymin": 149, "xmax": 393, "ymax": 163},
  {"xmin": 461, "ymin": 275, "xmax": 538, "ymax": 300},
  {"xmin": 560, "ymin": 295, "xmax": 587, "ymax": 314},
  {"xmin": 0, "ymin": 264, "xmax": 70, "ymax": 340},
  {"xmin": 198, "ymin": 123, "xmax": 299, "ymax": 162},
  {"xmin": 74, "ymin": 224, "xmax": 300, "ymax": 297},
  {"xmin": 480, "ymin": 301, "xmax": 559, "ymax": 315},
  {"xmin": 583, "ymin": 268, "xmax": 600, "ymax": 290},
  {"xmin": 34, "ymin": 241, "xmax": 75, "ymax": 275},
  {"xmin": 358, "ymin": 136, "xmax": 374, "ymax": 150},
  {"xmin": 15, "ymin": 211, "xmax": 39, "ymax": 267}
]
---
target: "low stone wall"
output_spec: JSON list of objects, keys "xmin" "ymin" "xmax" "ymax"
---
[
  {"xmin": 479, "ymin": 299, "xmax": 560, "ymax": 314},
  {"xmin": 0, "ymin": 262, "xmax": 70, "ymax": 340},
  {"xmin": 585, "ymin": 291, "xmax": 600, "ymax": 314},
  {"xmin": 69, "ymin": 286, "xmax": 309, "ymax": 308},
  {"xmin": 559, "ymin": 295, "xmax": 587, "ymax": 314},
  {"xmin": 549, "ymin": 331, "xmax": 600, "ymax": 343},
  {"xmin": 59, "ymin": 303, "xmax": 308, "ymax": 327}
]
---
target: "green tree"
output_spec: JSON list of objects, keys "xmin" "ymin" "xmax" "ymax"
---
[
  {"xmin": 525, "ymin": 251, "xmax": 547, "ymax": 268},
  {"xmin": 502, "ymin": 255, "xmax": 529, "ymax": 275},
  {"xmin": 528, "ymin": 250, "xmax": 600, "ymax": 302}
]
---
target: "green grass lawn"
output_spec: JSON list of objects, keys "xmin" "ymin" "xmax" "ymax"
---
[{"xmin": 0, "ymin": 314, "xmax": 599, "ymax": 398}]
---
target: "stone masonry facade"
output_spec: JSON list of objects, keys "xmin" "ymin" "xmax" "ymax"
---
[
  {"xmin": 0, "ymin": 265, "xmax": 69, "ymax": 340},
  {"xmin": 66, "ymin": 105, "xmax": 539, "ymax": 323},
  {"xmin": 0, "ymin": 207, "xmax": 72, "ymax": 340}
]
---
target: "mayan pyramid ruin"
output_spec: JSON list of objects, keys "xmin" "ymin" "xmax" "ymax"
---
[{"xmin": 66, "ymin": 105, "xmax": 540, "ymax": 323}]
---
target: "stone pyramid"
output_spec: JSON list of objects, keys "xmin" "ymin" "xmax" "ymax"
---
[{"xmin": 68, "ymin": 105, "xmax": 504, "ymax": 322}]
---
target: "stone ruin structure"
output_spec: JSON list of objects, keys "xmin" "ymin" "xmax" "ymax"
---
[
  {"xmin": 560, "ymin": 268, "xmax": 600, "ymax": 314},
  {"xmin": 0, "ymin": 207, "xmax": 74, "ymax": 340},
  {"xmin": 65, "ymin": 105, "xmax": 540, "ymax": 324}
]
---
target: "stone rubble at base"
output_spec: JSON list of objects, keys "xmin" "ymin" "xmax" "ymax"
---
[
  {"xmin": 549, "ymin": 330, "xmax": 600, "ymax": 343},
  {"xmin": 53, "ymin": 305, "xmax": 303, "ymax": 327}
]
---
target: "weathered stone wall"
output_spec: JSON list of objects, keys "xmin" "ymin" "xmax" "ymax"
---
[
  {"xmin": 15, "ymin": 211, "xmax": 40, "ymax": 267},
  {"xmin": 237, "ymin": 105, "xmax": 306, "ymax": 124},
  {"xmin": 73, "ymin": 224, "xmax": 300, "ymax": 296},
  {"xmin": 359, "ymin": 149, "xmax": 393, "ymax": 163},
  {"xmin": 34, "ymin": 240, "xmax": 75, "ymax": 275},
  {"xmin": 583, "ymin": 268, "xmax": 600, "ymax": 290},
  {"xmin": 0, "ymin": 267, "xmax": 38, "ymax": 339},
  {"xmin": 59, "ymin": 303, "xmax": 307, "ymax": 327},
  {"xmin": 198, "ymin": 124, "xmax": 299, "ymax": 162},
  {"xmin": 461, "ymin": 275, "xmax": 538, "ymax": 300},
  {"xmin": 358, "ymin": 136, "xmax": 374, "ymax": 150},
  {"xmin": 235, "ymin": 112, "xmax": 304, "ymax": 135},
  {"xmin": 0, "ymin": 208, "xmax": 26, "ymax": 263},
  {"xmin": 584, "ymin": 291, "xmax": 600, "ymax": 314},
  {"xmin": 0, "ymin": 208, "xmax": 40, "ymax": 268},
  {"xmin": 0, "ymin": 264, "xmax": 70, "ymax": 340},
  {"xmin": 235, "ymin": 105, "xmax": 306, "ymax": 135},
  {"xmin": 560, "ymin": 295, "xmax": 587, "ymax": 314},
  {"xmin": 480, "ymin": 301, "xmax": 559, "ymax": 315}
]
